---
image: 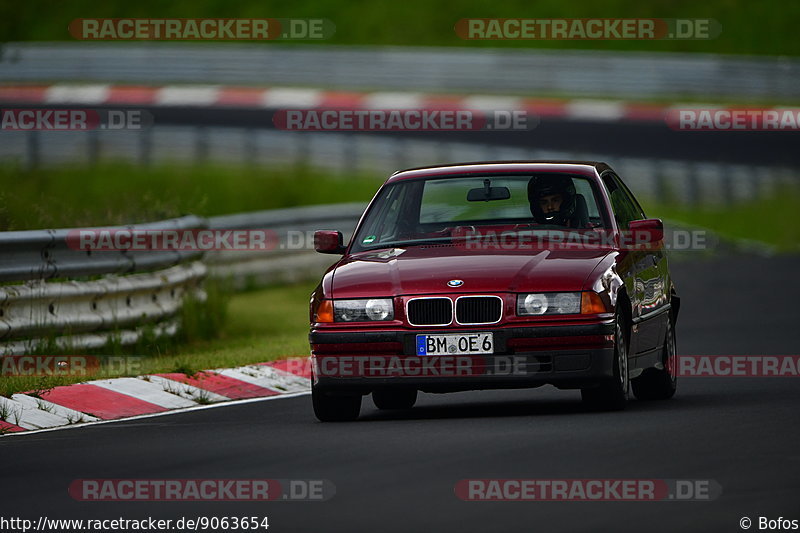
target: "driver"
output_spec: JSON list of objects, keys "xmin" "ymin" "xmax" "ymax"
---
[{"xmin": 528, "ymin": 175, "xmax": 580, "ymax": 227}]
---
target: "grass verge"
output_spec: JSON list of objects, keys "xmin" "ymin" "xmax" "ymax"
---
[
  {"xmin": 0, "ymin": 162, "xmax": 380, "ymax": 231},
  {"xmin": 1, "ymin": 0, "xmax": 799, "ymax": 56},
  {"xmin": 3, "ymin": 161, "xmax": 798, "ymax": 250},
  {"xmin": 640, "ymin": 185, "xmax": 800, "ymax": 253}
]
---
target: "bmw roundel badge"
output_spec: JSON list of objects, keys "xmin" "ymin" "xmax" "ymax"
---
[{"xmin": 447, "ymin": 279, "xmax": 464, "ymax": 288}]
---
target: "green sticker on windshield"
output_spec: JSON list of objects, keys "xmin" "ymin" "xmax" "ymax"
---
[{"xmin": 363, "ymin": 235, "xmax": 376, "ymax": 244}]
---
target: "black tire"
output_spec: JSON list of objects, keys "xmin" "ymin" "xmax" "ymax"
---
[
  {"xmin": 373, "ymin": 389, "xmax": 418, "ymax": 410},
  {"xmin": 581, "ymin": 310, "xmax": 629, "ymax": 411},
  {"xmin": 312, "ymin": 385, "xmax": 362, "ymax": 422},
  {"xmin": 632, "ymin": 319, "xmax": 677, "ymax": 400}
]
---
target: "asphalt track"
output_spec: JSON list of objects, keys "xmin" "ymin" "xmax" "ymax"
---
[
  {"xmin": 1, "ymin": 253, "xmax": 798, "ymax": 533},
  {"xmin": 4, "ymin": 103, "xmax": 800, "ymax": 167},
  {"xmin": 122, "ymin": 107, "xmax": 800, "ymax": 166}
]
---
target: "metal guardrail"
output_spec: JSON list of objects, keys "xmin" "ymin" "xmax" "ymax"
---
[
  {"xmin": 0, "ymin": 215, "xmax": 207, "ymax": 282},
  {"xmin": 0, "ymin": 215, "xmax": 208, "ymax": 355},
  {"xmin": 1, "ymin": 125, "xmax": 796, "ymax": 208},
  {"xmin": 2, "ymin": 43, "xmax": 799, "ymax": 100},
  {"xmin": 206, "ymin": 203, "xmax": 363, "ymax": 289},
  {"xmin": 0, "ymin": 205, "xmax": 361, "ymax": 355},
  {"xmin": 0, "ymin": 263, "xmax": 205, "ymax": 355}
]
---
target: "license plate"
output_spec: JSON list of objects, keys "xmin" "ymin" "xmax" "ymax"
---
[{"xmin": 416, "ymin": 333, "xmax": 493, "ymax": 356}]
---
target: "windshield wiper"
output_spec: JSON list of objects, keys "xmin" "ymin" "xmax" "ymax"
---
[{"xmin": 362, "ymin": 237, "xmax": 454, "ymax": 249}]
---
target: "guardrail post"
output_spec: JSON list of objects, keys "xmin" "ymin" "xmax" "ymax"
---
[
  {"xmin": 343, "ymin": 134, "xmax": 358, "ymax": 174},
  {"xmin": 25, "ymin": 131, "xmax": 40, "ymax": 169},
  {"xmin": 687, "ymin": 164, "xmax": 703, "ymax": 207},
  {"xmin": 755, "ymin": 167, "xmax": 773, "ymax": 200},
  {"xmin": 195, "ymin": 127, "xmax": 208, "ymax": 165},
  {"xmin": 87, "ymin": 130, "xmax": 100, "ymax": 167},
  {"xmin": 294, "ymin": 132, "xmax": 309, "ymax": 170},
  {"xmin": 139, "ymin": 128, "xmax": 152, "ymax": 167},
  {"xmin": 393, "ymin": 137, "xmax": 408, "ymax": 170},
  {"xmin": 722, "ymin": 165, "xmax": 736, "ymax": 206},
  {"xmin": 244, "ymin": 128, "xmax": 258, "ymax": 167}
]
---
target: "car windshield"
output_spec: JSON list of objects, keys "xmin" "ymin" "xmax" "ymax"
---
[{"xmin": 351, "ymin": 174, "xmax": 608, "ymax": 252}]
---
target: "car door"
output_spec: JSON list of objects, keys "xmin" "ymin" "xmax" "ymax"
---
[{"xmin": 601, "ymin": 172, "xmax": 667, "ymax": 358}]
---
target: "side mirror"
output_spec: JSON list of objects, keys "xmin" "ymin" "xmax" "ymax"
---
[
  {"xmin": 625, "ymin": 219, "xmax": 664, "ymax": 250},
  {"xmin": 314, "ymin": 230, "xmax": 346, "ymax": 254}
]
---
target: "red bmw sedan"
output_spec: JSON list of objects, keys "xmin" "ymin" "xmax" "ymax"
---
[{"xmin": 309, "ymin": 162, "xmax": 679, "ymax": 421}]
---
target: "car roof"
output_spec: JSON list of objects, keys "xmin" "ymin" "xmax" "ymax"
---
[{"xmin": 386, "ymin": 161, "xmax": 612, "ymax": 184}]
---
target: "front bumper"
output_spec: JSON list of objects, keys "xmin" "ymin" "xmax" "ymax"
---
[{"xmin": 310, "ymin": 322, "xmax": 616, "ymax": 393}]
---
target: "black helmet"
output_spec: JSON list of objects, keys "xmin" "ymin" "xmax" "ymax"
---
[{"xmin": 527, "ymin": 175, "xmax": 576, "ymax": 225}]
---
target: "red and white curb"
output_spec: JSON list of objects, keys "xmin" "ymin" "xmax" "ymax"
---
[
  {"xmin": 0, "ymin": 84, "xmax": 673, "ymax": 122},
  {"xmin": 0, "ymin": 358, "xmax": 311, "ymax": 435}
]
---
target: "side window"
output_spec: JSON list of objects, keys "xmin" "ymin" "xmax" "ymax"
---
[
  {"xmin": 615, "ymin": 175, "xmax": 646, "ymax": 220},
  {"xmin": 602, "ymin": 174, "xmax": 641, "ymax": 230},
  {"xmin": 360, "ymin": 184, "xmax": 411, "ymax": 245}
]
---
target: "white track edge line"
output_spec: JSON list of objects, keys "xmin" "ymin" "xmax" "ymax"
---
[{"xmin": 0, "ymin": 390, "xmax": 311, "ymax": 438}]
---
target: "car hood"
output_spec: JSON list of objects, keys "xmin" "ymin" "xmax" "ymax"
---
[{"xmin": 330, "ymin": 245, "xmax": 611, "ymax": 297}]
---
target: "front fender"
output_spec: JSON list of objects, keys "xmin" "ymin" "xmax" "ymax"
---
[{"xmin": 582, "ymin": 251, "xmax": 624, "ymax": 311}]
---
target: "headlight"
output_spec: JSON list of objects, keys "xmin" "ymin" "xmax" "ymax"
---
[
  {"xmin": 334, "ymin": 299, "xmax": 394, "ymax": 322},
  {"xmin": 517, "ymin": 292, "xmax": 581, "ymax": 316},
  {"xmin": 552, "ymin": 292, "xmax": 581, "ymax": 314},
  {"xmin": 518, "ymin": 293, "xmax": 549, "ymax": 315},
  {"xmin": 365, "ymin": 299, "xmax": 393, "ymax": 320}
]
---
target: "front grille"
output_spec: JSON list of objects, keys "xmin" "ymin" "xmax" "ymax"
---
[
  {"xmin": 456, "ymin": 296, "xmax": 502, "ymax": 324},
  {"xmin": 407, "ymin": 298, "xmax": 452, "ymax": 326}
]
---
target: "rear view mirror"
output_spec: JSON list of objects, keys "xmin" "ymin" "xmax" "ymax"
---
[
  {"xmin": 314, "ymin": 230, "xmax": 346, "ymax": 254},
  {"xmin": 467, "ymin": 179, "xmax": 511, "ymax": 202}
]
